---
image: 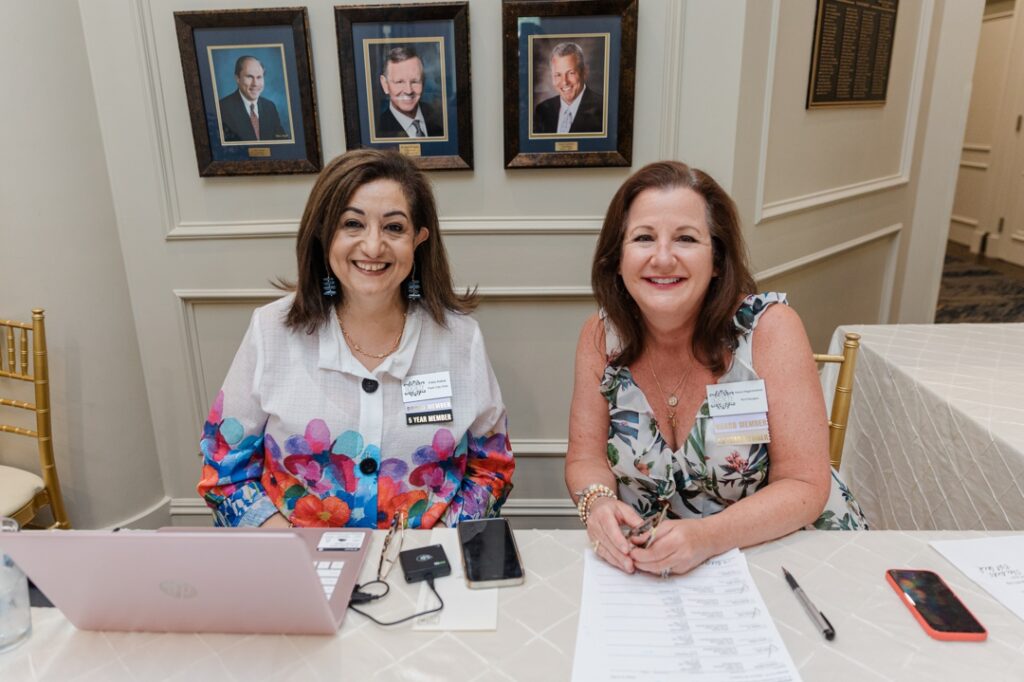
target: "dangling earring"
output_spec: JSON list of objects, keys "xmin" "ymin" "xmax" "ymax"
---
[
  {"xmin": 322, "ymin": 271, "xmax": 338, "ymax": 298},
  {"xmin": 406, "ymin": 260, "xmax": 422, "ymax": 301}
]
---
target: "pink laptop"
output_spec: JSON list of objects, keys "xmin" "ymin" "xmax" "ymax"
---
[{"xmin": 0, "ymin": 527, "xmax": 371, "ymax": 635}]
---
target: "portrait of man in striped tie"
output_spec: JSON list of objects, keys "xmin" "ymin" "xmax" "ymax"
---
[
  {"xmin": 218, "ymin": 55, "xmax": 289, "ymax": 143},
  {"xmin": 374, "ymin": 45, "xmax": 444, "ymax": 140}
]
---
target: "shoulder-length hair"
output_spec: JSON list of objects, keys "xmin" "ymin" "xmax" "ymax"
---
[
  {"xmin": 591, "ymin": 161, "xmax": 756, "ymax": 373},
  {"xmin": 283, "ymin": 149, "xmax": 476, "ymax": 333}
]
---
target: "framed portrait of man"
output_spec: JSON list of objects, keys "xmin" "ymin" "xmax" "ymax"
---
[
  {"xmin": 502, "ymin": 0, "xmax": 638, "ymax": 169},
  {"xmin": 210, "ymin": 47, "xmax": 293, "ymax": 145},
  {"xmin": 336, "ymin": 3, "xmax": 473, "ymax": 171},
  {"xmin": 174, "ymin": 8, "xmax": 321, "ymax": 176},
  {"xmin": 529, "ymin": 36, "xmax": 609, "ymax": 138}
]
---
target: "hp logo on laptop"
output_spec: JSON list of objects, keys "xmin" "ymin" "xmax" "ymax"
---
[{"xmin": 159, "ymin": 580, "xmax": 198, "ymax": 599}]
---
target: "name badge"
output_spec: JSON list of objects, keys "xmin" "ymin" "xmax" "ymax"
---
[
  {"xmin": 403, "ymin": 371, "xmax": 454, "ymax": 425},
  {"xmin": 707, "ymin": 380, "xmax": 770, "ymax": 445},
  {"xmin": 706, "ymin": 379, "xmax": 768, "ymax": 417}
]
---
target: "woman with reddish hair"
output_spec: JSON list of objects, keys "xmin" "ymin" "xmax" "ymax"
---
[{"xmin": 566, "ymin": 161, "xmax": 865, "ymax": 578}]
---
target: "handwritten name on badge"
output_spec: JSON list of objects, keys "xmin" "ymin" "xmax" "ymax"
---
[{"xmin": 706, "ymin": 380, "xmax": 768, "ymax": 417}]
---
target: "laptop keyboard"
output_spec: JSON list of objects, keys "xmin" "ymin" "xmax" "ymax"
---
[{"xmin": 314, "ymin": 561, "xmax": 345, "ymax": 598}]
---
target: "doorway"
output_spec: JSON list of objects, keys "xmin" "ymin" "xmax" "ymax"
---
[{"xmin": 940, "ymin": 0, "xmax": 1024, "ymax": 320}]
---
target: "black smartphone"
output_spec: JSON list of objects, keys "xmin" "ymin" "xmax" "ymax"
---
[
  {"xmin": 457, "ymin": 518, "xmax": 525, "ymax": 589},
  {"xmin": 885, "ymin": 569, "xmax": 987, "ymax": 641}
]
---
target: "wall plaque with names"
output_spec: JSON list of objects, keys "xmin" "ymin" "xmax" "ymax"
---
[{"xmin": 806, "ymin": 0, "xmax": 899, "ymax": 108}]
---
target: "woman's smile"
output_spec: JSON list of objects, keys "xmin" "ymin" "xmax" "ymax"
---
[
  {"xmin": 352, "ymin": 260, "xmax": 391, "ymax": 274},
  {"xmin": 643, "ymin": 276, "xmax": 684, "ymax": 287}
]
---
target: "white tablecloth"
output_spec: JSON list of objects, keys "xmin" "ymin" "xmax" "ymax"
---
[
  {"xmin": 4, "ymin": 529, "xmax": 1024, "ymax": 681},
  {"xmin": 828, "ymin": 323, "xmax": 1024, "ymax": 531}
]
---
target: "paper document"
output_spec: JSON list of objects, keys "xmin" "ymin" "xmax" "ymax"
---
[
  {"xmin": 931, "ymin": 535, "xmax": 1024, "ymax": 623},
  {"xmin": 572, "ymin": 549, "xmax": 800, "ymax": 682},
  {"xmin": 412, "ymin": 528, "xmax": 498, "ymax": 631}
]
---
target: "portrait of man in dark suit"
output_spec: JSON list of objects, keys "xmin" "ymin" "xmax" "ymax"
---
[
  {"xmin": 218, "ymin": 55, "xmax": 289, "ymax": 143},
  {"xmin": 532, "ymin": 42, "xmax": 604, "ymax": 136},
  {"xmin": 374, "ymin": 46, "xmax": 443, "ymax": 139}
]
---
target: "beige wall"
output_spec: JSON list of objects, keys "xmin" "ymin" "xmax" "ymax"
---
[
  {"xmin": 2, "ymin": 0, "xmax": 981, "ymax": 528},
  {"xmin": 731, "ymin": 0, "xmax": 982, "ymax": 333},
  {"xmin": 0, "ymin": 1, "xmax": 165, "ymax": 528},
  {"xmin": 731, "ymin": 0, "xmax": 922, "ymax": 338}
]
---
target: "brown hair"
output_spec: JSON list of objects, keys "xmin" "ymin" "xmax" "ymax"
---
[
  {"xmin": 591, "ymin": 161, "xmax": 756, "ymax": 373},
  {"xmin": 283, "ymin": 149, "xmax": 476, "ymax": 333},
  {"xmin": 233, "ymin": 55, "xmax": 263, "ymax": 76}
]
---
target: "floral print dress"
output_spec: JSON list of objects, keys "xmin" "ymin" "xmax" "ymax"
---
[
  {"xmin": 198, "ymin": 295, "xmax": 514, "ymax": 529},
  {"xmin": 602, "ymin": 293, "xmax": 867, "ymax": 530}
]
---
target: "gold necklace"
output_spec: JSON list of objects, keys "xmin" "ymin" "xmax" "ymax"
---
[
  {"xmin": 339, "ymin": 312, "xmax": 407, "ymax": 359},
  {"xmin": 648, "ymin": 360, "xmax": 691, "ymax": 431}
]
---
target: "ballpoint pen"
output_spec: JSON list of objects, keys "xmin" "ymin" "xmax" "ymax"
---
[
  {"xmin": 782, "ymin": 566, "xmax": 836, "ymax": 641},
  {"xmin": 623, "ymin": 502, "xmax": 670, "ymax": 538},
  {"xmin": 623, "ymin": 515, "xmax": 655, "ymax": 538}
]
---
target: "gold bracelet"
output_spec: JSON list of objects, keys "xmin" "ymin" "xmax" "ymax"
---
[
  {"xmin": 575, "ymin": 484, "xmax": 617, "ymax": 525},
  {"xmin": 582, "ymin": 490, "xmax": 616, "ymax": 525}
]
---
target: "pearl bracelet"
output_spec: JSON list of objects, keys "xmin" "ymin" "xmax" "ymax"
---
[{"xmin": 574, "ymin": 483, "xmax": 618, "ymax": 525}]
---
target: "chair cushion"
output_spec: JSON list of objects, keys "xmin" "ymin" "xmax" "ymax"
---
[{"xmin": 0, "ymin": 465, "xmax": 44, "ymax": 516}]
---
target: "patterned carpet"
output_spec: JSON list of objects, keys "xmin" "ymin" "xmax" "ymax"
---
[{"xmin": 936, "ymin": 243, "xmax": 1024, "ymax": 323}]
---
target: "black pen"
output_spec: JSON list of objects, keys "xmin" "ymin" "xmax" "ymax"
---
[{"xmin": 782, "ymin": 566, "xmax": 835, "ymax": 641}]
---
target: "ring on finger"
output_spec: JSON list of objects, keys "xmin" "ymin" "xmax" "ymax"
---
[
  {"xmin": 660, "ymin": 567, "xmax": 671, "ymax": 579},
  {"xmin": 593, "ymin": 540, "xmax": 601, "ymax": 554}
]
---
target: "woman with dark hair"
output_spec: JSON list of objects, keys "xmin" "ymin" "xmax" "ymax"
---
[
  {"xmin": 566, "ymin": 161, "xmax": 865, "ymax": 577},
  {"xmin": 199, "ymin": 150, "xmax": 514, "ymax": 529}
]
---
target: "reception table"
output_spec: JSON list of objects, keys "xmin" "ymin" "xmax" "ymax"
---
[
  {"xmin": 2, "ymin": 529, "xmax": 1023, "ymax": 681},
  {"xmin": 827, "ymin": 324, "xmax": 1024, "ymax": 531}
]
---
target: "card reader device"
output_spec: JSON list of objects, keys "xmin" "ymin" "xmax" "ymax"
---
[{"xmin": 399, "ymin": 544, "xmax": 452, "ymax": 583}]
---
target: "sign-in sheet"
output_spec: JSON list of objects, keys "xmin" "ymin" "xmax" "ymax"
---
[{"xmin": 572, "ymin": 549, "xmax": 800, "ymax": 681}]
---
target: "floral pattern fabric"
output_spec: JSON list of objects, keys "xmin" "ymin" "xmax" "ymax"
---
[
  {"xmin": 602, "ymin": 292, "xmax": 868, "ymax": 530},
  {"xmin": 198, "ymin": 295, "xmax": 514, "ymax": 529}
]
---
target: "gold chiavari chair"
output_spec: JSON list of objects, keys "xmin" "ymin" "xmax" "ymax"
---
[
  {"xmin": 0, "ymin": 309, "xmax": 70, "ymax": 528},
  {"xmin": 813, "ymin": 332, "xmax": 861, "ymax": 471}
]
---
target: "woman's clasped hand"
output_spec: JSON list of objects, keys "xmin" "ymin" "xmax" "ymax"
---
[{"xmin": 585, "ymin": 497, "xmax": 717, "ymax": 578}]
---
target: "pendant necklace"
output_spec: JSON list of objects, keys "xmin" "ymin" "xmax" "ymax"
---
[
  {"xmin": 649, "ymin": 359, "xmax": 691, "ymax": 431},
  {"xmin": 338, "ymin": 312, "xmax": 407, "ymax": 359}
]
